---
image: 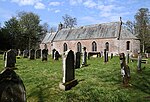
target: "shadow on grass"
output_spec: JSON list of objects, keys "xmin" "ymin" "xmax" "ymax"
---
[{"xmin": 132, "ymin": 69, "xmax": 150, "ymax": 95}]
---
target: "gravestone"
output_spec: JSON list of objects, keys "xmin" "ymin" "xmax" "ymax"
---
[
  {"xmin": 119, "ymin": 53, "xmax": 130, "ymax": 86},
  {"xmin": 104, "ymin": 49, "xmax": 107, "ymax": 63},
  {"xmin": 36, "ymin": 49, "xmax": 41, "ymax": 59},
  {"xmin": 52, "ymin": 49, "xmax": 56, "ymax": 59},
  {"xmin": 81, "ymin": 47, "xmax": 87, "ymax": 66},
  {"xmin": 29, "ymin": 49, "xmax": 35, "ymax": 60},
  {"xmin": 75, "ymin": 52, "xmax": 81, "ymax": 69},
  {"xmin": 5, "ymin": 49, "xmax": 16, "ymax": 68},
  {"xmin": 100, "ymin": 51, "xmax": 103, "ymax": 57},
  {"xmin": 59, "ymin": 50, "xmax": 78, "ymax": 90},
  {"xmin": 23, "ymin": 49, "xmax": 29, "ymax": 58},
  {"xmin": 42, "ymin": 49, "xmax": 48, "ymax": 61},
  {"xmin": 0, "ymin": 69, "xmax": 26, "ymax": 102},
  {"xmin": 18, "ymin": 49, "xmax": 21, "ymax": 56},
  {"xmin": 54, "ymin": 51, "xmax": 60, "ymax": 60},
  {"xmin": 137, "ymin": 52, "xmax": 142, "ymax": 71}
]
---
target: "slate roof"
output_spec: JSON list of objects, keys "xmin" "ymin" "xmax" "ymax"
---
[
  {"xmin": 41, "ymin": 32, "xmax": 56, "ymax": 44},
  {"xmin": 42, "ymin": 22, "xmax": 138, "ymax": 43}
]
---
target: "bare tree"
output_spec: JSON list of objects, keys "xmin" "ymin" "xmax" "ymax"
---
[{"xmin": 62, "ymin": 14, "xmax": 77, "ymax": 28}]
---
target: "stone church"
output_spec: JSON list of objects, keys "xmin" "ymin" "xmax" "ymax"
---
[{"xmin": 40, "ymin": 21, "xmax": 140, "ymax": 55}]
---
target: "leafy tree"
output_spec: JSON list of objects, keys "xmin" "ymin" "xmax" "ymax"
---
[
  {"xmin": 3, "ymin": 17, "xmax": 21, "ymax": 49},
  {"xmin": 134, "ymin": 8, "xmax": 150, "ymax": 52},
  {"xmin": 62, "ymin": 14, "xmax": 77, "ymax": 28},
  {"xmin": 17, "ymin": 11, "xmax": 42, "ymax": 49}
]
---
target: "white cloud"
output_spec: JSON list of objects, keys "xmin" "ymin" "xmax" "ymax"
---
[
  {"xmin": 34, "ymin": 2, "xmax": 45, "ymax": 9},
  {"xmin": 69, "ymin": 0, "xmax": 82, "ymax": 5},
  {"xmin": 83, "ymin": 0, "xmax": 97, "ymax": 8},
  {"xmin": 98, "ymin": 5, "xmax": 115, "ymax": 12},
  {"xmin": 10, "ymin": 0, "xmax": 45, "ymax": 9},
  {"xmin": 49, "ymin": 2, "xmax": 61, "ymax": 6},
  {"xmin": 54, "ymin": 10, "xmax": 60, "ymax": 13}
]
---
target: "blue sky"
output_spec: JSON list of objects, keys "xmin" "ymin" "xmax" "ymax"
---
[{"xmin": 0, "ymin": 0, "xmax": 149, "ymax": 28}]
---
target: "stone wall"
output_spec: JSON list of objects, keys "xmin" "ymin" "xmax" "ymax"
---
[{"xmin": 40, "ymin": 38, "xmax": 140, "ymax": 55}]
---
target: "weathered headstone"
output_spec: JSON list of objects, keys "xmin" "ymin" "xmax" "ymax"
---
[
  {"xmin": 29, "ymin": 49, "xmax": 35, "ymax": 60},
  {"xmin": 0, "ymin": 69, "xmax": 26, "ymax": 102},
  {"xmin": 36, "ymin": 49, "xmax": 41, "ymax": 59},
  {"xmin": 42, "ymin": 49, "xmax": 48, "ymax": 61},
  {"xmin": 137, "ymin": 52, "xmax": 142, "ymax": 71},
  {"xmin": 59, "ymin": 50, "xmax": 78, "ymax": 90},
  {"xmin": 52, "ymin": 49, "xmax": 56, "ymax": 59},
  {"xmin": 54, "ymin": 51, "xmax": 60, "ymax": 60},
  {"xmin": 0, "ymin": 49, "xmax": 26, "ymax": 102},
  {"xmin": 81, "ymin": 47, "xmax": 87, "ymax": 66},
  {"xmin": 5, "ymin": 49, "xmax": 16, "ymax": 68},
  {"xmin": 75, "ymin": 52, "xmax": 81, "ymax": 69},
  {"xmin": 23, "ymin": 49, "xmax": 29, "ymax": 58},
  {"xmin": 119, "ymin": 53, "xmax": 130, "ymax": 86}
]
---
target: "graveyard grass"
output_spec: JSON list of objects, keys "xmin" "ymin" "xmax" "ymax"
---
[{"xmin": 0, "ymin": 55, "xmax": 150, "ymax": 102}]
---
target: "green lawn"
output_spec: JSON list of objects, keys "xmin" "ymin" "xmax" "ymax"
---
[{"xmin": 0, "ymin": 55, "xmax": 150, "ymax": 102}]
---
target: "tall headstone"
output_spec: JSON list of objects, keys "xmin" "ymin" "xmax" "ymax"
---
[
  {"xmin": 5, "ymin": 49, "xmax": 16, "ymax": 68},
  {"xmin": 75, "ymin": 52, "xmax": 81, "ymax": 69},
  {"xmin": 23, "ymin": 49, "xmax": 29, "ymax": 58},
  {"xmin": 52, "ymin": 49, "xmax": 56, "ymax": 59},
  {"xmin": 59, "ymin": 50, "xmax": 78, "ymax": 90},
  {"xmin": 104, "ymin": 49, "xmax": 107, "ymax": 63},
  {"xmin": 81, "ymin": 47, "xmax": 87, "ymax": 66},
  {"xmin": 137, "ymin": 52, "xmax": 142, "ymax": 71},
  {"xmin": 54, "ymin": 51, "xmax": 60, "ymax": 60},
  {"xmin": 36, "ymin": 49, "xmax": 41, "ymax": 59},
  {"xmin": 42, "ymin": 49, "xmax": 48, "ymax": 61},
  {"xmin": 29, "ymin": 49, "xmax": 35, "ymax": 60},
  {"xmin": 119, "ymin": 53, "xmax": 130, "ymax": 86}
]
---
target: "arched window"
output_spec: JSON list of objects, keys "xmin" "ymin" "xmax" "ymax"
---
[
  {"xmin": 105, "ymin": 42, "xmax": 109, "ymax": 51},
  {"xmin": 92, "ymin": 41, "xmax": 97, "ymax": 51},
  {"xmin": 77, "ymin": 42, "xmax": 82, "ymax": 52},
  {"xmin": 126, "ymin": 41, "xmax": 130, "ymax": 50},
  {"xmin": 63, "ymin": 43, "xmax": 67, "ymax": 52}
]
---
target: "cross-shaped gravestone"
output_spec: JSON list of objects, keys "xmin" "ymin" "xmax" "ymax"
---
[
  {"xmin": 5, "ymin": 49, "xmax": 16, "ymax": 68},
  {"xmin": 59, "ymin": 50, "xmax": 78, "ymax": 90},
  {"xmin": 36, "ymin": 49, "xmax": 41, "ymax": 59},
  {"xmin": 75, "ymin": 52, "xmax": 81, "ymax": 69},
  {"xmin": 29, "ymin": 49, "xmax": 35, "ymax": 60},
  {"xmin": 42, "ymin": 49, "xmax": 48, "ymax": 61}
]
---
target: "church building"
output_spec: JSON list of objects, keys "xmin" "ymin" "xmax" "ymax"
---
[{"xmin": 40, "ymin": 21, "xmax": 140, "ymax": 55}]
